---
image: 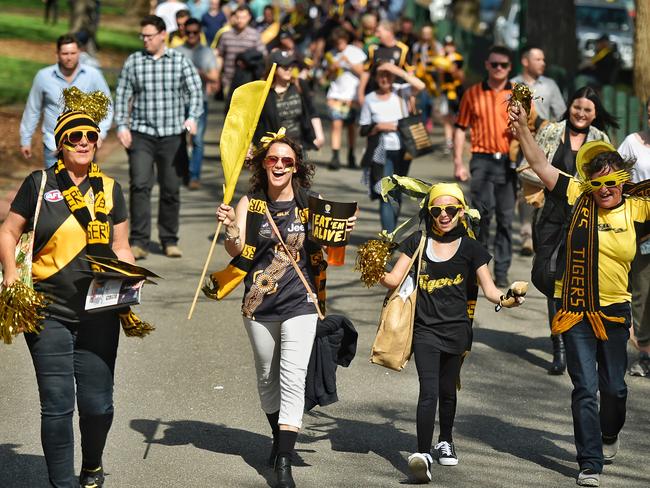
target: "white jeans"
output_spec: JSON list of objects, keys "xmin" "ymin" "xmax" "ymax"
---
[{"xmin": 243, "ymin": 314, "xmax": 318, "ymax": 428}]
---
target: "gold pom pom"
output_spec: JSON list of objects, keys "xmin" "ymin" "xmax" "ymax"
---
[
  {"xmin": 62, "ymin": 87, "xmax": 111, "ymax": 124},
  {"xmin": 355, "ymin": 239, "xmax": 396, "ymax": 288},
  {"xmin": 509, "ymin": 83, "xmax": 533, "ymax": 116},
  {"xmin": 119, "ymin": 310, "xmax": 155, "ymax": 338},
  {"xmin": 0, "ymin": 282, "xmax": 49, "ymax": 345}
]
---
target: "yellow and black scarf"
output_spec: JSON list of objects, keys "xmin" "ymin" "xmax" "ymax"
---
[
  {"xmin": 204, "ymin": 187, "xmax": 328, "ymax": 312},
  {"xmin": 552, "ymin": 180, "xmax": 650, "ymax": 339},
  {"xmin": 55, "ymin": 159, "xmax": 154, "ymax": 337}
]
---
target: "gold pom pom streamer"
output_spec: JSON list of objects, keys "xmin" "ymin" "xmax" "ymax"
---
[
  {"xmin": 508, "ymin": 82, "xmax": 533, "ymax": 116},
  {"xmin": 61, "ymin": 87, "xmax": 111, "ymax": 124},
  {"xmin": 0, "ymin": 281, "xmax": 49, "ymax": 345},
  {"xmin": 355, "ymin": 239, "xmax": 396, "ymax": 288},
  {"xmin": 119, "ymin": 309, "xmax": 155, "ymax": 338}
]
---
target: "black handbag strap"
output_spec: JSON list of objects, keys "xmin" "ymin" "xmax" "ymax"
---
[{"xmin": 264, "ymin": 205, "xmax": 325, "ymax": 320}]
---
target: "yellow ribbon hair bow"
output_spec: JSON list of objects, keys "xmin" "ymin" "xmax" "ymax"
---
[{"xmin": 255, "ymin": 127, "xmax": 287, "ymax": 155}]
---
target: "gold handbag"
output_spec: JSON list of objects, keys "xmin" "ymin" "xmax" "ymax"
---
[{"xmin": 370, "ymin": 234, "xmax": 426, "ymax": 371}]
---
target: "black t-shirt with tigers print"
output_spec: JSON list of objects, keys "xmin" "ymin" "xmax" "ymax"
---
[{"xmin": 400, "ymin": 231, "xmax": 491, "ymax": 354}]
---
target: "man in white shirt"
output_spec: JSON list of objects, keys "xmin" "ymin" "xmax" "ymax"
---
[{"xmin": 326, "ymin": 28, "xmax": 366, "ymax": 170}]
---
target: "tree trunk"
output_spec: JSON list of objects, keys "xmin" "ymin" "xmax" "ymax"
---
[
  {"xmin": 525, "ymin": 0, "xmax": 577, "ymax": 94},
  {"xmin": 127, "ymin": 0, "xmax": 154, "ymax": 19},
  {"xmin": 634, "ymin": 0, "xmax": 650, "ymax": 102},
  {"xmin": 69, "ymin": 0, "xmax": 99, "ymax": 54}
]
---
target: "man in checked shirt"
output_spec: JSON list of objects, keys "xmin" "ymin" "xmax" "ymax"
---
[{"xmin": 115, "ymin": 14, "xmax": 203, "ymax": 260}]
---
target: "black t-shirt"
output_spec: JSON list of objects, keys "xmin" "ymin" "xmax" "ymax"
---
[
  {"xmin": 242, "ymin": 199, "xmax": 317, "ymax": 320},
  {"xmin": 276, "ymin": 88, "xmax": 303, "ymax": 142},
  {"xmin": 400, "ymin": 231, "xmax": 491, "ymax": 354},
  {"xmin": 10, "ymin": 169, "xmax": 128, "ymax": 322}
]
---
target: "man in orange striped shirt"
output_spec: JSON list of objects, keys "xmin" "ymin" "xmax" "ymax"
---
[{"xmin": 453, "ymin": 45, "xmax": 515, "ymax": 287}]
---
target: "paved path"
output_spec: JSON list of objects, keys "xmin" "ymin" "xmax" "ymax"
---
[{"xmin": 1, "ymin": 104, "xmax": 649, "ymax": 488}]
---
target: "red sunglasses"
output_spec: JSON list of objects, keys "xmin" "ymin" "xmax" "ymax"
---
[{"xmin": 263, "ymin": 155, "xmax": 295, "ymax": 168}]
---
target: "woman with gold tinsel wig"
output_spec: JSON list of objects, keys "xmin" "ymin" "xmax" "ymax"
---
[
  {"xmin": 510, "ymin": 103, "xmax": 650, "ymax": 488},
  {"xmin": 0, "ymin": 88, "xmax": 146, "ymax": 488},
  {"xmin": 378, "ymin": 182, "xmax": 524, "ymax": 483}
]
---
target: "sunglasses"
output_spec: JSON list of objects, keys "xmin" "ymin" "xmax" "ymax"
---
[
  {"xmin": 66, "ymin": 130, "xmax": 99, "ymax": 144},
  {"xmin": 186, "ymin": 29, "xmax": 201, "ymax": 35},
  {"xmin": 489, "ymin": 61, "xmax": 510, "ymax": 69},
  {"xmin": 429, "ymin": 205, "xmax": 463, "ymax": 219},
  {"xmin": 589, "ymin": 179, "xmax": 619, "ymax": 189},
  {"xmin": 263, "ymin": 155, "xmax": 295, "ymax": 168}
]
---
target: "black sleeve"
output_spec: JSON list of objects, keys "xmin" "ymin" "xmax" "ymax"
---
[
  {"xmin": 468, "ymin": 237, "xmax": 492, "ymax": 272},
  {"xmin": 398, "ymin": 231, "xmax": 422, "ymax": 258},
  {"xmin": 550, "ymin": 173, "xmax": 570, "ymax": 201},
  {"xmin": 10, "ymin": 171, "xmax": 41, "ymax": 222},
  {"xmin": 111, "ymin": 181, "xmax": 128, "ymax": 224},
  {"xmin": 299, "ymin": 79, "xmax": 316, "ymax": 119}
]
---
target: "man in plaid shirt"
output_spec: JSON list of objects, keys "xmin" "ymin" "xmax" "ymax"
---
[{"xmin": 115, "ymin": 14, "xmax": 203, "ymax": 260}]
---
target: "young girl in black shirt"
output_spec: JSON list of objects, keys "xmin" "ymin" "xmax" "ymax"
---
[{"xmin": 379, "ymin": 182, "xmax": 524, "ymax": 483}]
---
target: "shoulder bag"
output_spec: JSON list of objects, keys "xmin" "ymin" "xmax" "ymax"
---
[
  {"xmin": 1, "ymin": 170, "xmax": 47, "ymax": 287},
  {"xmin": 397, "ymin": 89, "xmax": 434, "ymax": 158},
  {"xmin": 370, "ymin": 233, "xmax": 426, "ymax": 371}
]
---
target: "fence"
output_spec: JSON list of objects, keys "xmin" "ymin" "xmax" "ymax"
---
[{"xmin": 601, "ymin": 86, "xmax": 648, "ymax": 146}]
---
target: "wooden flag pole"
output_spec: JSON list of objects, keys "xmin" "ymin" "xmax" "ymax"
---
[{"xmin": 187, "ymin": 221, "xmax": 223, "ymax": 320}]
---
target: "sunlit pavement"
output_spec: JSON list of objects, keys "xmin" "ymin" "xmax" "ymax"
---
[{"xmin": 1, "ymin": 101, "xmax": 649, "ymax": 488}]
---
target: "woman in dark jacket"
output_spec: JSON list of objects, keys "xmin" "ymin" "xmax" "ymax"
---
[{"xmin": 255, "ymin": 50, "xmax": 325, "ymax": 152}]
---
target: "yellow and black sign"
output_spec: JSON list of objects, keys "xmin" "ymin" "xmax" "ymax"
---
[{"xmin": 308, "ymin": 196, "xmax": 357, "ymax": 247}]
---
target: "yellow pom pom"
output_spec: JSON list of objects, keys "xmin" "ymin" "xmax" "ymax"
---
[
  {"xmin": 62, "ymin": 87, "xmax": 111, "ymax": 124},
  {"xmin": 0, "ymin": 282, "xmax": 49, "ymax": 345},
  {"xmin": 355, "ymin": 239, "xmax": 395, "ymax": 288}
]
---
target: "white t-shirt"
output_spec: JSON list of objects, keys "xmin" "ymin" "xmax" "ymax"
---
[
  {"xmin": 326, "ymin": 45, "xmax": 367, "ymax": 102},
  {"xmin": 359, "ymin": 83, "xmax": 411, "ymax": 151},
  {"xmin": 617, "ymin": 132, "xmax": 650, "ymax": 183},
  {"xmin": 155, "ymin": 1, "xmax": 187, "ymax": 32}
]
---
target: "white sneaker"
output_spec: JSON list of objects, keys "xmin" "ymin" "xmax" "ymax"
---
[
  {"xmin": 407, "ymin": 452, "xmax": 432, "ymax": 483},
  {"xmin": 434, "ymin": 441, "xmax": 458, "ymax": 466},
  {"xmin": 577, "ymin": 469, "xmax": 600, "ymax": 486},
  {"xmin": 602, "ymin": 436, "xmax": 619, "ymax": 462}
]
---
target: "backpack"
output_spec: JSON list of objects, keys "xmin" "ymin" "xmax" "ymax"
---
[{"xmin": 530, "ymin": 191, "xmax": 571, "ymax": 298}]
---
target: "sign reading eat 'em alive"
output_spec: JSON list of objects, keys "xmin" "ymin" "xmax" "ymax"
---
[{"xmin": 308, "ymin": 196, "xmax": 357, "ymax": 247}]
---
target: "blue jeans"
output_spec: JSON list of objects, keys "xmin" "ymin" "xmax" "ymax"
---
[
  {"xmin": 560, "ymin": 301, "xmax": 630, "ymax": 473},
  {"xmin": 189, "ymin": 101, "xmax": 209, "ymax": 182},
  {"xmin": 44, "ymin": 144, "xmax": 58, "ymax": 168},
  {"xmin": 25, "ymin": 315, "xmax": 119, "ymax": 487},
  {"xmin": 379, "ymin": 150, "xmax": 406, "ymax": 233}
]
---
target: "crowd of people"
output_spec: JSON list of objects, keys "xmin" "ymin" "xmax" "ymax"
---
[{"xmin": 9, "ymin": 1, "xmax": 650, "ymax": 488}]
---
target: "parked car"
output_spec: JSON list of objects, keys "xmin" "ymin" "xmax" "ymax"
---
[{"xmin": 492, "ymin": 0, "xmax": 633, "ymax": 70}]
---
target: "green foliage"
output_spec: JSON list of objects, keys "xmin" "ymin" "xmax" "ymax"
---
[
  {"xmin": 0, "ymin": 13, "xmax": 139, "ymax": 53},
  {"xmin": 0, "ymin": 56, "xmax": 49, "ymax": 105},
  {"xmin": 3, "ymin": 0, "xmax": 126, "ymax": 16}
]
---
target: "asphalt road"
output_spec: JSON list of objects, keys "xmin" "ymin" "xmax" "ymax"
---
[{"xmin": 1, "ymin": 103, "xmax": 649, "ymax": 488}]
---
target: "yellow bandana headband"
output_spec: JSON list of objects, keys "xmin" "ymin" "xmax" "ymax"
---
[{"xmin": 255, "ymin": 127, "xmax": 287, "ymax": 155}]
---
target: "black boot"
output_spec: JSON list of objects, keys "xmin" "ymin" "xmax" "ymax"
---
[
  {"xmin": 266, "ymin": 411, "xmax": 280, "ymax": 467},
  {"xmin": 328, "ymin": 150, "xmax": 341, "ymax": 170},
  {"xmin": 274, "ymin": 454, "xmax": 296, "ymax": 488},
  {"xmin": 548, "ymin": 334, "xmax": 566, "ymax": 375}
]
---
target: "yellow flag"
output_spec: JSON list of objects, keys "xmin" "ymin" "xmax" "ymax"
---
[{"xmin": 220, "ymin": 65, "xmax": 277, "ymax": 205}]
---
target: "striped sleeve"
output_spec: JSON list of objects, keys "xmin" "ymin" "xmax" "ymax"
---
[{"xmin": 455, "ymin": 84, "xmax": 475, "ymax": 130}]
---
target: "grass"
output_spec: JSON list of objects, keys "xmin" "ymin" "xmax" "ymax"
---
[
  {"xmin": 0, "ymin": 56, "xmax": 49, "ymax": 106},
  {"xmin": 0, "ymin": 55, "xmax": 120, "ymax": 106},
  {"xmin": 4, "ymin": 0, "xmax": 127, "ymax": 16},
  {"xmin": 0, "ymin": 13, "xmax": 140, "ymax": 53}
]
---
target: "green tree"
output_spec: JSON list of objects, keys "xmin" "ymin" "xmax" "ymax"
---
[{"xmin": 634, "ymin": 0, "xmax": 650, "ymax": 101}]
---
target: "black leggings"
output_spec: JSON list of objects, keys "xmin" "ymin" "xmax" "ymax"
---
[
  {"xmin": 25, "ymin": 315, "xmax": 119, "ymax": 488},
  {"xmin": 413, "ymin": 342, "xmax": 463, "ymax": 453}
]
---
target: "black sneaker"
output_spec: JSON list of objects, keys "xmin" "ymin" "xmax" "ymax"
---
[
  {"xmin": 628, "ymin": 356, "xmax": 650, "ymax": 377},
  {"xmin": 434, "ymin": 441, "xmax": 458, "ymax": 466},
  {"xmin": 79, "ymin": 467, "xmax": 104, "ymax": 488}
]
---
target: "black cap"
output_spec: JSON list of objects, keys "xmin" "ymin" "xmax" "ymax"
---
[
  {"xmin": 269, "ymin": 50, "xmax": 297, "ymax": 67},
  {"xmin": 597, "ymin": 33, "xmax": 610, "ymax": 42}
]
